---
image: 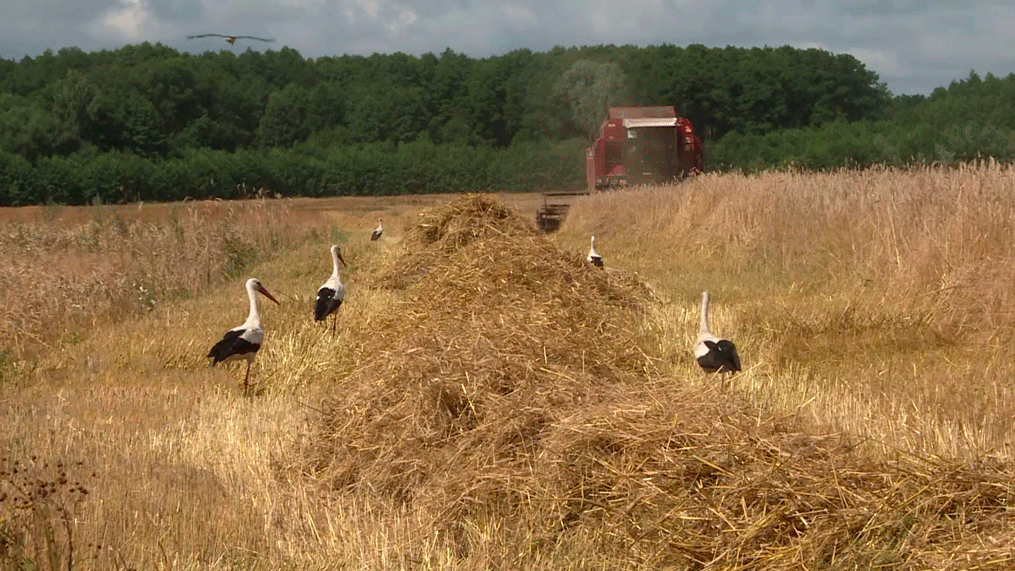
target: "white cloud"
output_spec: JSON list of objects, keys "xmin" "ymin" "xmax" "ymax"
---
[
  {"xmin": 353, "ymin": 0, "xmax": 382, "ymax": 20},
  {"xmin": 89, "ymin": 0, "xmax": 156, "ymax": 41},
  {"xmin": 847, "ymin": 47, "xmax": 906, "ymax": 77},
  {"xmin": 500, "ymin": 4, "xmax": 537, "ymax": 28},
  {"xmin": 386, "ymin": 8, "xmax": 418, "ymax": 35}
]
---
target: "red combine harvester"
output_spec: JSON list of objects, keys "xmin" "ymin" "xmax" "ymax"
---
[
  {"xmin": 586, "ymin": 106, "xmax": 703, "ymax": 191},
  {"xmin": 536, "ymin": 106, "xmax": 703, "ymax": 232}
]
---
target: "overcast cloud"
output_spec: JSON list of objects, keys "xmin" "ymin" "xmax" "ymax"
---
[{"xmin": 2, "ymin": 0, "xmax": 1013, "ymax": 95}]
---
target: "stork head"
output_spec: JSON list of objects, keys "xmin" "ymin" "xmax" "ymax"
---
[
  {"xmin": 331, "ymin": 244, "xmax": 348, "ymax": 267},
  {"xmin": 248, "ymin": 278, "xmax": 280, "ymax": 305}
]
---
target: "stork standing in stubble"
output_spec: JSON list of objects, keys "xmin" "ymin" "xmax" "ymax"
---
[
  {"xmin": 587, "ymin": 235, "xmax": 604, "ymax": 268},
  {"xmin": 693, "ymin": 291, "xmax": 741, "ymax": 380},
  {"xmin": 314, "ymin": 244, "xmax": 347, "ymax": 333},
  {"xmin": 371, "ymin": 218, "xmax": 384, "ymax": 241},
  {"xmin": 207, "ymin": 278, "xmax": 280, "ymax": 396}
]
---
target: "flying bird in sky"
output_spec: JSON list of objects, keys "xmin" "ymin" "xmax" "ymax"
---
[{"xmin": 186, "ymin": 34, "xmax": 276, "ymax": 45}]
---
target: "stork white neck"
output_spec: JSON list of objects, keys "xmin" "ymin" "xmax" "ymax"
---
[
  {"xmin": 243, "ymin": 278, "xmax": 263, "ymax": 328},
  {"xmin": 699, "ymin": 291, "xmax": 711, "ymax": 336}
]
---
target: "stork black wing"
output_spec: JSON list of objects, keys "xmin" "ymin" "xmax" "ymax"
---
[
  {"xmin": 716, "ymin": 339, "xmax": 742, "ymax": 372},
  {"xmin": 208, "ymin": 329, "xmax": 259, "ymax": 364},
  {"xmin": 314, "ymin": 288, "xmax": 341, "ymax": 321},
  {"xmin": 699, "ymin": 339, "xmax": 741, "ymax": 373}
]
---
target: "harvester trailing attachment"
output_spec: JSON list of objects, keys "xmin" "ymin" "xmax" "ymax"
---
[{"xmin": 535, "ymin": 191, "xmax": 589, "ymax": 232}]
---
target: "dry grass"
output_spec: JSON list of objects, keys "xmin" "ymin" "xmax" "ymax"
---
[
  {"xmin": 1, "ymin": 175, "xmax": 1015, "ymax": 570},
  {"xmin": 559, "ymin": 160, "xmax": 1015, "ymax": 460},
  {"xmin": 0, "ymin": 198, "xmax": 339, "ymax": 359}
]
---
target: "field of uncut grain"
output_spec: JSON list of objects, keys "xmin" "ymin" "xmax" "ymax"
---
[{"xmin": 3, "ymin": 164, "xmax": 1015, "ymax": 570}]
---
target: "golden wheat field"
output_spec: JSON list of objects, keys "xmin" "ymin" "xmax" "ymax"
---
[{"xmin": 2, "ymin": 164, "xmax": 1015, "ymax": 570}]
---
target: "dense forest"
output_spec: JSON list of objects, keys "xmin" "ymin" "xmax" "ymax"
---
[{"xmin": 0, "ymin": 42, "xmax": 1013, "ymax": 205}]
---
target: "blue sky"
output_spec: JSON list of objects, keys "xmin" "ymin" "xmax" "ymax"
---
[{"xmin": 2, "ymin": 0, "xmax": 1013, "ymax": 95}]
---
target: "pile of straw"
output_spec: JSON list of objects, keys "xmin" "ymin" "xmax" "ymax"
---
[
  {"xmin": 309, "ymin": 194, "xmax": 656, "ymax": 492},
  {"xmin": 302, "ymin": 194, "xmax": 1015, "ymax": 568}
]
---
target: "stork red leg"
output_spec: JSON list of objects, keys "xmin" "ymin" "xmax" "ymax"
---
[{"xmin": 243, "ymin": 360, "xmax": 251, "ymax": 396}]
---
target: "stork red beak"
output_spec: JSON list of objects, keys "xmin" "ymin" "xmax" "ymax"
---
[
  {"xmin": 257, "ymin": 284, "xmax": 280, "ymax": 305},
  {"xmin": 338, "ymin": 253, "xmax": 347, "ymax": 267}
]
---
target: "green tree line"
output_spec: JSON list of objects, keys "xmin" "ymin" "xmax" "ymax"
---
[
  {"xmin": 0, "ymin": 42, "xmax": 1009, "ymax": 205},
  {"xmin": 711, "ymin": 70, "xmax": 1015, "ymax": 171}
]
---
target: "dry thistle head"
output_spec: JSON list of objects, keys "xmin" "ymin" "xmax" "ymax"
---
[{"xmin": 0, "ymin": 454, "xmax": 94, "ymax": 511}]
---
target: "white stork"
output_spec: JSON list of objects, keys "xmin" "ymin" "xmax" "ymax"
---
[
  {"xmin": 207, "ymin": 277, "xmax": 280, "ymax": 395},
  {"xmin": 314, "ymin": 244, "xmax": 347, "ymax": 333},
  {"xmin": 370, "ymin": 218, "xmax": 384, "ymax": 241},
  {"xmin": 587, "ymin": 235, "xmax": 604, "ymax": 268},
  {"xmin": 693, "ymin": 291, "xmax": 741, "ymax": 380}
]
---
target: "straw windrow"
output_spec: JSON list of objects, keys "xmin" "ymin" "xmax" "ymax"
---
[
  {"xmin": 308, "ymin": 195, "xmax": 657, "ymax": 503},
  {"xmin": 299, "ymin": 193, "xmax": 1015, "ymax": 569}
]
